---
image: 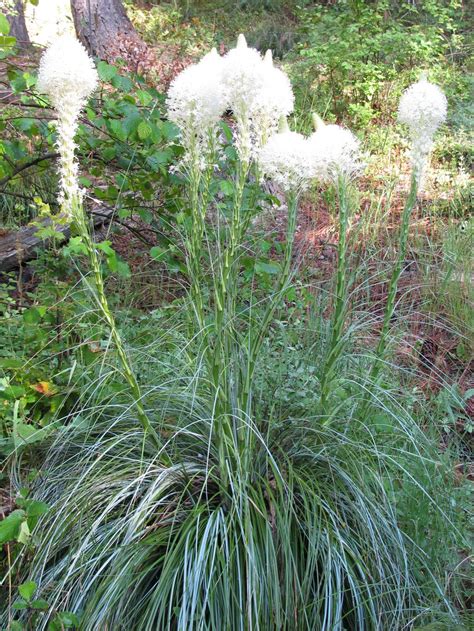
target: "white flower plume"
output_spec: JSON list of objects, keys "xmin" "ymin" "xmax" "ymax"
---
[
  {"xmin": 37, "ymin": 34, "xmax": 98, "ymax": 113},
  {"xmin": 308, "ymin": 118, "xmax": 362, "ymax": 182},
  {"xmin": 398, "ymin": 76, "xmax": 447, "ymax": 180},
  {"xmin": 223, "ymin": 34, "xmax": 294, "ymax": 162},
  {"xmin": 37, "ymin": 35, "xmax": 98, "ymax": 212},
  {"xmin": 222, "ymin": 34, "xmax": 266, "ymax": 119},
  {"xmin": 166, "ymin": 48, "xmax": 227, "ymax": 143},
  {"xmin": 250, "ymin": 49, "xmax": 294, "ymax": 149},
  {"xmin": 259, "ymin": 122, "xmax": 313, "ymax": 193}
]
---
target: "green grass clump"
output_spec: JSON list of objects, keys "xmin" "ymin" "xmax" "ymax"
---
[{"xmin": 2, "ymin": 300, "xmax": 467, "ymax": 629}]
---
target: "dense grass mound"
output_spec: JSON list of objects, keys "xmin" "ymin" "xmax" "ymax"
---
[{"xmin": 7, "ymin": 326, "xmax": 458, "ymax": 630}]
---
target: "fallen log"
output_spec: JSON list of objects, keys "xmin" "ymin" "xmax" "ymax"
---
[{"xmin": 0, "ymin": 202, "xmax": 115, "ymax": 272}]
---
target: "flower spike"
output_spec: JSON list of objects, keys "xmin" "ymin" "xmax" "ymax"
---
[
  {"xmin": 309, "ymin": 123, "xmax": 362, "ymax": 182},
  {"xmin": 311, "ymin": 113, "xmax": 325, "ymax": 131},
  {"xmin": 237, "ymin": 33, "xmax": 247, "ymax": 48},
  {"xmin": 278, "ymin": 116, "xmax": 289, "ymax": 133},
  {"xmin": 37, "ymin": 35, "xmax": 98, "ymax": 210},
  {"xmin": 398, "ymin": 76, "xmax": 447, "ymax": 182}
]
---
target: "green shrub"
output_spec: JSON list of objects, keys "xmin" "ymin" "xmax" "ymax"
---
[{"xmin": 291, "ymin": 0, "xmax": 470, "ymax": 130}]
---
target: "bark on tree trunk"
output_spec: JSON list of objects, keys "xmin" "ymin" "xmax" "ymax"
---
[
  {"xmin": 70, "ymin": 0, "xmax": 143, "ymax": 59},
  {"xmin": 5, "ymin": 0, "xmax": 31, "ymax": 48}
]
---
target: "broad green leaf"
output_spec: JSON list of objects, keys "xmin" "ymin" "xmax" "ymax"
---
[
  {"xmin": 150, "ymin": 246, "xmax": 166, "ymax": 261},
  {"xmin": 220, "ymin": 121, "xmax": 233, "ymax": 142},
  {"xmin": 136, "ymin": 89, "xmax": 153, "ymax": 106},
  {"xmin": 1, "ymin": 384, "xmax": 27, "ymax": 399},
  {"xmin": 111, "ymin": 74, "xmax": 133, "ymax": 92},
  {"xmin": 116, "ymin": 259, "xmax": 131, "ymax": 279},
  {"xmin": 122, "ymin": 110, "xmax": 141, "ymax": 136},
  {"xmin": 0, "ymin": 358, "xmax": 24, "ymax": 369},
  {"xmin": 21, "ymin": 499, "xmax": 49, "ymax": 518},
  {"xmin": 14, "ymin": 423, "xmax": 52, "ymax": 448},
  {"xmin": 0, "ymin": 509, "xmax": 26, "ymax": 544},
  {"xmin": 137, "ymin": 121, "xmax": 152, "ymax": 140},
  {"xmin": 0, "ymin": 14, "xmax": 10, "ymax": 35},
  {"xmin": 23, "ymin": 307, "xmax": 42, "ymax": 324},
  {"xmin": 17, "ymin": 519, "xmax": 31, "ymax": 544},
  {"xmin": 255, "ymin": 261, "xmax": 281, "ymax": 275},
  {"xmin": 19, "ymin": 580, "xmax": 37, "ymax": 601},
  {"xmin": 138, "ymin": 208, "xmax": 153, "ymax": 223},
  {"xmin": 97, "ymin": 60, "xmax": 117, "ymax": 82},
  {"xmin": 109, "ymin": 118, "xmax": 127, "ymax": 142},
  {"xmin": 64, "ymin": 236, "xmax": 88, "ymax": 256},
  {"xmin": 49, "ymin": 611, "xmax": 80, "ymax": 629},
  {"xmin": 0, "ymin": 437, "xmax": 15, "ymax": 457},
  {"xmin": 161, "ymin": 120, "xmax": 179, "ymax": 140},
  {"xmin": 219, "ymin": 181, "xmax": 234, "ymax": 196},
  {"xmin": 96, "ymin": 240, "xmax": 115, "ymax": 257},
  {"xmin": 146, "ymin": 150, "xmax": 172, "ymax": 170}
]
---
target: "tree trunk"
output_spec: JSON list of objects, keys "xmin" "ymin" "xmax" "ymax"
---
[
  {"xmin": 70, "ymin": 0, "xmax": 143, "ymax": 60},
  {"xmin": 5, "ymin": 0, "xmax": 31, "ymax": 48}
]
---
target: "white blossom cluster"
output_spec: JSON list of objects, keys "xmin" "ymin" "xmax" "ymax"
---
[
  {"xmin": 221, "ymin": 34, "xmax": 267, "ymax": 121},
  {"xmin": 398, "ymin": 76, "xmax": 447, "ymax": 180},
  {"xmin": 166, "ymin": 48, "xmax": 227, "ymax": 160},
  {"xmin": 37, "ymin": 35, "xmax": 98, "ymax": 208},
  {"xmin": 258, "ymin": 125, "xmax": 313, "ymax": 193},
  {"xmin": 37, "ymin": 34, "xmax": 98, "ymax": 115},
  {"xmin": 249, "ymin": 50, "xmax": 295, "ymax": 153},
  {"xmin": 222, "ymin": 35, "xmax": 294, "ymax": 160},
  {"xmin": 258, "ymin": 117, "xmax": 363, "ymax": 193},
  {"xmin": 166, "ymin": 34, "xmax": 294, "ymax": 164},
  {"xmin": 166, "ymin": 33, "xmax": 363, "ymax": 191},
  {"xmin": 308, "ymin": 118, "xmax": 362, "ymax": 182}
]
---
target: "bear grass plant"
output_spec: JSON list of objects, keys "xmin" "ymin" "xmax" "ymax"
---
[
  {"xmin": 2, "ymin": 34, "xmax": 466, "ymax": 631},
  {"xmin": 5, "ymin": 301, "xmax": 464, "ymax": 630}
]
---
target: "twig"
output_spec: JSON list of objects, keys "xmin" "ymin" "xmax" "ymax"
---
[{"xmin": 0, "ymin": 152, "xmax": 59, "ymax": 188}]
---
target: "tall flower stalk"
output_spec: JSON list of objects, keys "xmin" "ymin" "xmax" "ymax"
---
[
  {"xmin": 217, "ymin": 35, "xmax": 294, "ymax": 351},
  {"xmin": 370, "ymin": 174, "xmax": 418, "ymax": 365},
  {"xmin": 226, "ymin": 119, "xmax": 314, "ymax": 465},
  {"xmin": 37, "ymin": 35, "xmax": 161, "ymax": 448},
  {"xmin": 167, "ymin": 48, "xmax": 226, "ymax": 332},
  {"xmin": 167, "ymin": 45, "xmax": 236, "ymax": 474},
  {"xmin": 243, "ymin": 189, "xmax": 298, "ymax": 415},
  {"xmin": 361, "ymin": 76, "xmax": 447, "ymax": 412},
  {"xmin": 249, "ymin": 120, "xmax": 311, "ymax": 389},
  {"xmin": 307, "ymin": 116, "xmax": 363, "ymax": 413},
  {"xmin": 167, "ymin": 38, "xmax": 300, "ymax": 476}
]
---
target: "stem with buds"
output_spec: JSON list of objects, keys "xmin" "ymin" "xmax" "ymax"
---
[
  {"xmin": 358, "ymin": 173, "xmax": 419, "ymax": 416},
  {"xmin": 69, "ymin": 197, "xmax": 163, "ymax": 452}
]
